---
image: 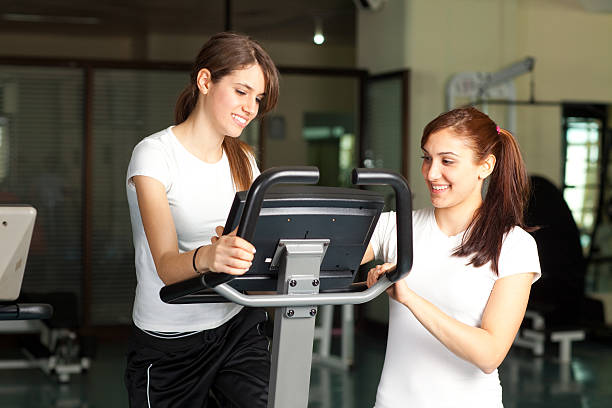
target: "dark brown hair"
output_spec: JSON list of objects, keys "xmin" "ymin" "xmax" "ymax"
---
[
  {"xmin": 421, "ymin": 106, "xmax": 532, "ymax": 274},
  {"xmin": 174, "ymin": 32, "xmax": 280, "ymax": 191}
]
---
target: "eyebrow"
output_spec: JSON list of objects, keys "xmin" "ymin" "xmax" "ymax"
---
[{"xmin": 421, "ymin": 148, "xmax": 459, "ymax": 157}]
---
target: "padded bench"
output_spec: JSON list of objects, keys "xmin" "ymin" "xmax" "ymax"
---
[{"xmin": 514, "ymin": 310, "xmax": 586, "ymax": 363}]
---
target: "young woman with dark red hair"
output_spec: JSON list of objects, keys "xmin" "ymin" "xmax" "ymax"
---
[{"xmin": 363, "ymin": 106, "xmax": 541, "ymax": 407}]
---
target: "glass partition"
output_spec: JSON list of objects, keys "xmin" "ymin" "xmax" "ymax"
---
[{"xmin": 90, "ymin": 69, "xmax": 188, "ymax": 324}]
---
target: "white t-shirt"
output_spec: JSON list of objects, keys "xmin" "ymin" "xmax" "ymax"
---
[
  {"xmin": 370, "ymin": 208, "xmax": 541, "ymax": 408},
  {"xmin": 126, "ymin": 126, "xmax": 260, "ymax": 332}
]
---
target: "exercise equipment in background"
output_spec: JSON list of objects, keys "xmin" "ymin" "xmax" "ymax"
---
[
  {"xmin": 514, "ymin": 176, "xmax": 605, "ymax": 362},
  {"xmin": 0, "ymin": 205, "xmax": 90, "ymax": 383}
]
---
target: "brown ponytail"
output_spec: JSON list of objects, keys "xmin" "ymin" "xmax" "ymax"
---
[
  {"xmin": 174, "ymin": 83, "xmax": 198, "ymax": 125},
  {"xmin": 173, "ymin": 32, "xmax": 280, "ymax": 190},
  {"xmin": 223, "ymin": 137, "xmax": 254, "ymax": 191},
  {"xmin": 422, "ymin": 107, "xmax": 533, "ymax": 274}
]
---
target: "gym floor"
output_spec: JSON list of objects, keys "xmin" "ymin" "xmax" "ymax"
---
[{"xmin": 0, "ymin": 328, "xmax": 611, "ymax": 407}]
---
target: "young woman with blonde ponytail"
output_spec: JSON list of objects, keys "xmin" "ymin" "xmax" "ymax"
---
[
  {"xmin": 125, "ymin": 32, "xmax": 279, "ymax": 407},
  {"xmin": 363, "ymin": 106, "xmax": 541, "ymax": 407}
]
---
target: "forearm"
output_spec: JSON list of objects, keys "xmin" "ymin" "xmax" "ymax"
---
[
  {"xmin": 155, "ymin": 246, "xmax": 206, "ymax": 285},
  {"xmin": 398, "ymin": 289, "xmax": 508, "ymax": 373},
  {"xmin": 134, "ymin": 175, "xmax": 253, "ymax": 285}
]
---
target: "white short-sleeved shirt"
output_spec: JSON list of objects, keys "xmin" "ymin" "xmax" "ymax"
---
[
  {"xmin": 126, "ymin": 126, "xmax": 259, "ymax": 332},
  {"xmin": 370, "ymin": 208, "xmax": 541, "ymax": 408}
]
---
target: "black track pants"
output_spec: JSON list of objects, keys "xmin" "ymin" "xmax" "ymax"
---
[{"xmin": 125, "ymin": 308, "xmax": 270, "ymax": 408}]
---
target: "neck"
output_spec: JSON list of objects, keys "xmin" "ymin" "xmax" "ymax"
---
[
  {"xmin": 433, "ymin": 198, "xmax": 482, "ymax": 237},
  {"xmin": 173, "ymin": 111, "xmax": 225, "ymax": 163}
]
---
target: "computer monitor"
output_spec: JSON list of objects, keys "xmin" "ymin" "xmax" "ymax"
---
[
  {"xmin": 0, "ymin": 205, "xmax": 36, "ymax": 302},
  {"xmin": 222, "ymin": 185, "xmax": 384, "ymax": 292}
]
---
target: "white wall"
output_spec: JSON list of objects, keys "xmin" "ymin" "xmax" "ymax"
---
[
  {"xmin": 357, "ymin": 0, "xmax": 612, "ymax": 210},
  {"xmin": 520, "ymin": 0, "xmax": 612, "ymax": 101},
  {"xmin": 356, "ymin": 0, "xmax": 410, "ymax": 73},
  {"xmin": 263, "ymin": 75, "xmax": 358, "ymax": 168}
]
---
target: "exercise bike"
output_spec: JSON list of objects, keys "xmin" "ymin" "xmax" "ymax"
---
[{"xmin": 161, "ymin": 167, "xmax": 413, "ymax": 408}]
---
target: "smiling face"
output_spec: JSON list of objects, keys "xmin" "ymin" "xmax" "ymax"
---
[
  {"xmin": 421, "ymin": 128, "xmax": 494, "ymax": 215},
  {"xmin": 203, "ymin": 64, "xmax": 266, "ymax": 138}
]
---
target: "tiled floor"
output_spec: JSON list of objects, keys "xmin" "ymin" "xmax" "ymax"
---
[{"xmin": 0, "ymin": 330, "xmax": 611, "ymax": 407}]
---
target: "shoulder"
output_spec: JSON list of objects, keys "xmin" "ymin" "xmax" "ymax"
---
[
  {"xmin": 376, "ymin": 208, "xmax": 431, "ymax": 230},
  {"xmin": 498, "ymin": 226, "xmax": 541, "ymax": 281},
  {"xmin": 376, "ymin": 211, "xmax": 395, "ymax": 230},
  {"xmin": 132, "ymin": 127, "xmax": 173, "ymax": 156},
  {"xmin": 127, "ymin": 127, "xmax": 174, "ymax": 188},
  {"xmin": 412, "ymin": 207, "xmax": 432, "ymax": 223},
  {"xmin": 503, "ymin": 226, "xmax": 537, "ymax": 249}
]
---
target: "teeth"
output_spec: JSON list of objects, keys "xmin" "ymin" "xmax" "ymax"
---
[
  {"xmin": 232, "ymin": 114, "xmax": 247, "ymax": 124},
  {"xmin": 432, "ymin": 185, "xmax": 448, "ymax": 191}
]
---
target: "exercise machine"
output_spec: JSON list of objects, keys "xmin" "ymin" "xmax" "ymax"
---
[
  {"xmin": 514, "ymin": 175, "xmax": 605, "ymax": 363},
  {"xmin": 0, "ymin": 205, "xmax": 89, "ymax": 383},
  {"xmin": 0, "ymin": 205, "xmax": 53, "ymax": 321},
  {"xmin": 161, "ymin": 166, "xmax": 413, "ymax": 408}
]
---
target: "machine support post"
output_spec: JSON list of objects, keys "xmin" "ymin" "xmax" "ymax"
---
[{"xmin": 268, "ymin": 239, "xmax": 329, "ymax": 408}]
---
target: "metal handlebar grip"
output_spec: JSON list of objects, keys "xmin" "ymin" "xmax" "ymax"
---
[
  {"xmin": 352, "ymin": 168, "xmax": 413, "ymax": 282},
  {"xmin": 202, "ymin": 166, "xmax": 320, "ymax": 289}
]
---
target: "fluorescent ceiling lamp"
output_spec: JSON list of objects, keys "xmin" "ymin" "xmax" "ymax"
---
[{"xmin": 2, "ymin": 13, "xmax": 101, "ymax": 25}]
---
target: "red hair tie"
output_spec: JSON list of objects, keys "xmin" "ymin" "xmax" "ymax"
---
[{"xmin": 496, "ymin": 125, "xmax": 501, "ymax": 134}]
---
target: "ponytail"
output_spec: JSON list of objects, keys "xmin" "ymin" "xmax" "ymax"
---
[
  {"xmin": 174, "ymin": 83, "xmax": 198, "ymax": 125},
  {"xmin": 455, "ymin": 127, "xmax": 532, "ymax": 274},
  {"xmin": 223, "ymin": 137, "xmax": 255, "ymax": 191},
  {"xmin": 422, "ymin": 107, "xmax": 533, "ymax": 275}
]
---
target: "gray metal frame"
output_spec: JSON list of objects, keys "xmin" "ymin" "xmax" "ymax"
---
[
  {"xmin": 261, "ymin": 239, "xmax": 392, "ymax": 408},
  {"xmin": 212, "ymin": 238, "xmax": 393, "ymax": 408},
  {"xmin": 268, "ymin": 239, "xmax": 325, "ymax": 407},
  {"xmin": 213, "ymin": 274, "xmax": 391, "ymax": 307}
]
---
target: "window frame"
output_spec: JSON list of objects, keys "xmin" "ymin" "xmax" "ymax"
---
[{"xmin": 561, "ymin": 103, "xmax": 608, "ymax": 257}]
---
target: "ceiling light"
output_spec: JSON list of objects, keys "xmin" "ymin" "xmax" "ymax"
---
[{"xmin": 313, "ymin": 17, "xmax": 325, "ymax": 45}]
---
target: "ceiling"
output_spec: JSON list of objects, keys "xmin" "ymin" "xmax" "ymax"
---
[{"xmin": 0, "ymin": 0, "xmax": 357, "ymax": 46}]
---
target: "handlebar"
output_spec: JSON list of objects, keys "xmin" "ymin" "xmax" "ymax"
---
[
  {"xmin": 160, "ymin": 167, "xmax": 413, "ymax": 307},
  {"xmin": 352, "ymin": 168, "xmax": 413, "ymax": 282},
  {"xmin": 0, "ymin": 303, "xmax": 54, "ymax": 320},
  {"xmin": 201, "ymin": 166, "xmax": 320, "ymax": 289}
]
